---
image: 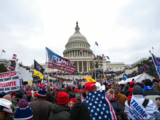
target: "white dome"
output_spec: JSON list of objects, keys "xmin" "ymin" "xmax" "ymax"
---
[{"xmin": 68, "ymin": 34, "xmax": 87, "ymax": 42}]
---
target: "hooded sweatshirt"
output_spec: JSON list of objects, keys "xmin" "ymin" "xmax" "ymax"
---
[{"xmin": 48, "ymin": 104, "xmax": 70, "ymax": 120}]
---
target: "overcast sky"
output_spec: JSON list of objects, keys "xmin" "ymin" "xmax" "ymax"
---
[{"xmin": 0, "ymin": 0, "xmax": 160, "ymax": 66}]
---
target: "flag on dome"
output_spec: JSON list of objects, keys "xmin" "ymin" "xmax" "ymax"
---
[
  {"xmin": 102, "ymin": 54, "xmax": 106, "ymax": 59},
  {"xmin": 106, "ymin": 56, "xmax": 110, "ymax": 59},
  {"xmin": 95, "ymin": 41, "xmax": 98, "ymax": 46},
  {"xmin": 2, "ymin": 50, "xmax": 5, "ymax": 53},
  {"xmin": 79, "ymin": 49, "xmax": 83, "ymax": 52},
  {"xmin": 46, "ymin": 47, "xmax": 75, "ymax": 74},
  {"xmin": 12, "ymin": 54, "xmax": 17, "ymax": 59}
]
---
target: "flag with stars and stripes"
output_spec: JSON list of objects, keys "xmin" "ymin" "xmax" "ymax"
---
[
  {"xmin": 102, "ymin": 54, "xmax": 106, "ymax": 59},
  {"xmin": 83, "ymin": 90, "xmax": 116, "ymax": 120}
]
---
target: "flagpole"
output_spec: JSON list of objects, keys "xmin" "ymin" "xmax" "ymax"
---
[
  {"xmin": 1, "ymin": 51, "xmax": 2, "ymax": 59},
  {"xmin": 94, "ymin": 43, "xmax": 96, "ymax": 81},
  {"xmin": 45, "ymin": 47, "xmax": 49, "ymax": 83},
  {"xmin": 149, "ymin": 50, "xmax": 160, "ymax": 79}
]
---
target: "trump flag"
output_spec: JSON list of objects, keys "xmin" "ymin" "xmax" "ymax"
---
[{"xmin": 46, "ymin": 47, "xmax": 75, "ymax": 74}]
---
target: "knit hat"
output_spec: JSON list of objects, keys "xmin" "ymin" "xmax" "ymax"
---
[
  {"xmin": 74, "ymin": 88, "xmax": 80, "ymax": 93},
  {"xmin": 3, "ymin": 95, "xmax": 11, "ymax": 101},
  {"xmin": 75, "ymin": 94, "xmax": 80, "ymax": 100},
  {"xmin": 84, "ymin": 82, "xmax": 97, "ymax": 91},
  {"xmin": 133, "ymin": 85, "xmax": 142, "ymax": 94},
  {"xmin": 57, "ymin": 92, "xmax": 69, "ymax": 105},
  {"xmin": 69, "ymin": 98, "xmax": 78, "ymax": 103},
  {"xmin": 70, "ymin": 102, "xmax": 91, "ymax": 120},
  {"xmin": 37, "ymin": 90, "xmax": 47, "ymax": 98},
  {"xmin": 106, "ymin": 89, "xmax": 115, "ymax": 100},
  {"xmin": 14, "ymin": 99, "xmax": 33, "ymax": 120},
  {"xmin": 0, "ymin": 98, "xmax": 13, "ymax": 116}
]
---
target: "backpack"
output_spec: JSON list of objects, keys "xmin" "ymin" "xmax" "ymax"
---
[{"xmin": 128, "ymin": 99, "xmax": 149, "ymax": 108}]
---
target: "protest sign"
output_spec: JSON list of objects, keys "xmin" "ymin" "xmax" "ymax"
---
[{"xmin": 0, "ymin": 71, "xmax": 20, "ymax": 92}]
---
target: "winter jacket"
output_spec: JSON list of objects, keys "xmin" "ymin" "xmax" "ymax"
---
[
  {"xmin": 110, "ymin": 98, "xmax": 123, "ymax": 119},
  {"xmin": 124, "ymin": 95, "xmax": 160, "ymax": 120},
  {"xmin": 29, "ymin": 98, "xmax": 53, "ymax": 120},
  {"xmin": 48, "ymin": 104, "xmax": 70, "ymax": 120},
  {"xmin": 143, "ymin": 89, "xmax": 160, "ymax": 107},
  {"xmin": 11, "ymin": 100, "xmax": 17, "ymax": 114},
  {"xmin": 18, "ymin": 88, "xmax": 28, "ymax": 101}
]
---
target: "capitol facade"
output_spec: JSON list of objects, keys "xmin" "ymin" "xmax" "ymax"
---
[{"xmin": 39, "ymin": 22, "xmax": 125, "ymax": 74}]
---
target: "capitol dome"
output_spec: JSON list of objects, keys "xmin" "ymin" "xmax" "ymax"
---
[{"xmin": 63, "ymin": 22, "xmax": 93, "ymax": 58}]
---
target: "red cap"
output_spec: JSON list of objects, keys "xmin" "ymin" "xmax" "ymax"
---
[
  {"xmin": 83, "ymin": 82, "xmax": 97, "ymax": 91},
  {"xmin": 81, "ymin": 89, "xmax": 85, "ymax": 94},
  {"xmin": 74, "ymin": 89, "xmax": 80, "ymax": 93},
  {"xmin": 34, "ymin": 93, "xmax": 38, "ymax": 97},
  {"xmin": 69, "ymin": 98, "xmax": 78, "ymax": 103},
  {"xmin": 57, "ymin": 92, "xmax": 69, "ymax": 105},
  {"xmin": 130, "ymin": 81, "xmax": 135, "ymax": 86}
]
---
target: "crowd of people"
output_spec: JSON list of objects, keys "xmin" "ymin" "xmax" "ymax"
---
[{"xmin": 0, "ymin": 78, "xmax": 160, "ymax": 120}]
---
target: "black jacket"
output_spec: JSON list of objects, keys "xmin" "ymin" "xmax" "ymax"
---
[
  {"xmin": 48, "ymin": 104, "xmax": 70, "ymax": 120},
  {"xmin": 110, "ymin": 98, "xmax": 123, "ymax": 119},
  {"xmin": 143, "ymin": 89, "xmax": 160, "ymax": 96}
]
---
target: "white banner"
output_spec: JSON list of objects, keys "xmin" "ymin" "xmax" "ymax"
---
[{"xmin": 0, "ymin": 71, "xmax": 20, "ymax": 92}]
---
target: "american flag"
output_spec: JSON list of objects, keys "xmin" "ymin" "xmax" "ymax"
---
[
  {"xmin": 12, "ymin": 54, "xmax": 17, "ymax": 59},
  {"xmin": 102, "ymin": 54, "xmax": 106, "ymax": 59},
  {"xmin": 79, "ymin": 49, "xmax": 83, "ymax": 52},
  {"xmin": 2, "ymin": 50, "xmax": 5, "ymax": 53},
  {"xmin": 92, "ymin": 54, "xmax": 96, "ymax": 57},
  {"xmin": 95, "ymin": 41, "xmax": 98, "ymax": 46},
  {"xmin": 83, "ymin": 90, "xmax": 116, "ymax": 120},
  {"xmin": 46, "ymin": 47, "xmax": 75, "ymax": 74}
]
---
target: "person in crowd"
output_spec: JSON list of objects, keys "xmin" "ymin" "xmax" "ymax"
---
[
  {"xmin": 69, "ymin": 98, "xmax": 78, "ymax": 110},
  {"xmin": 153, "ymin": 82, "xmax": 160, "ymax": 92},
  {"xmin": 14, "ymin": 99, "xmax": 33, "ymax": 120},
  {"xmin": 142, "ymin": 79, "xmax": 160, "ymax": 106},
  {"xmin": 29, "ymin": 87, "xmax": 52, "ymax": 120},
  {"xmin": 124, "ymin": 82, "xmax": 130, "ymax": 96},
  {"xmin": 125, "ymin": 85, "xmax": 160, "ymax": 120},
  {"xmin": 75, "ymin": 94, "xmax": 81, "ymax": 102},
  {"xmin": 70, "ymin": 102, "xmax": 90, "ymax": 120},
  {"xmin": 46, "ymin": 86, "xmax": 55, "ymax": 104},
  {"xmin": 48, "ymin": 92, "xmax": 70, "ymax": 120},
  {"xmin": 3, "ymin": 95, "xmax": 17, "ymax": 115},
  {"xmin": 83, "ymin": 82, "xmax": 117, "ymax": 120},
  {"xmin": 156, "ymin": 97, "xmax": 160, "ymax": 111},
  {"xmin": 66, "ymin": 86, "xmax": 75, "ymax": 99},
  {"xmin": 0, "ymin": 98, "xmax": 13, "ymax": 120},
  {"xmin": 103, "ymin": 82, "xmax": 109, "ymax": 91},
  {"xmin": 18, "ymin": 88, "xmax": 28, "ymax": 101},
  {"xmin": 81, "ymin": 89, "xmax": 86, "ymax": 102},
  {"xmin": 113, "ymin": 83, "xmax": 128, "ymax": 119},
  {"xmin": 74, "ymin": 88, "xmax": 80, "ymax": 94},
  {"xmin": 106, "ymin": 89, "xmax": 123, "ymax": 120},
  {"xmin": 15, "ymin": 93, "xmax": 23, "ymax": 103},
  {"xmin": 95, "ymin": 82, "xmax": 105, "ymax": 91},
  {"xmin": 127, "ymin": 81, "xmax": 135, "ymax": 100}
]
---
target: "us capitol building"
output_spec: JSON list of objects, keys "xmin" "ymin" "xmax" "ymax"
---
[{"xmin": 42, "ymin": 22, "xmax": 125, "ymax": 74}]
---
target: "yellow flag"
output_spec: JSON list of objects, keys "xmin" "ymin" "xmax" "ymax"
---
[
  {"xmin": 28, "ymin": 81, "xmax": 33, "ymax": 86},
  {"xmin": 89, "ymin": 69, "xmax": 92, "ymax": 71},
  {"xmin": 85, "ymin": 76, "xmax": 96, "ymax": 82},
  {"xmin": 33, "ymin": 69, "xmax": 44, "ymax": 79}
]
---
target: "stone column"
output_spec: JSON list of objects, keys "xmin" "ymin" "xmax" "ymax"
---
[
  {"xmin": 89, "ymin": 61, "xmax": 90, "ymax": 70},
  {"xmin": 78, "ymin": 61, "xmax": 79, "ymax": 72},
  {"xmin": 82, "ymin": 61, "xmax": 83, "ymax": 72},
  {"xmin": 74, "ymin": 50, "xmax": 75, "ymax": 57},
  {"xmin": 87, "ymin": 61, "xmax": 88, "ymax": 72}
]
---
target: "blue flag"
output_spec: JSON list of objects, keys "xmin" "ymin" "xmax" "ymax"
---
[
  {"xmin": 123, "ymin": 74, "xmax": 128, "ymax": 81},
  {"xmin": 151, "ymin": 52, "xmax": 160, "ymax": 76}
]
